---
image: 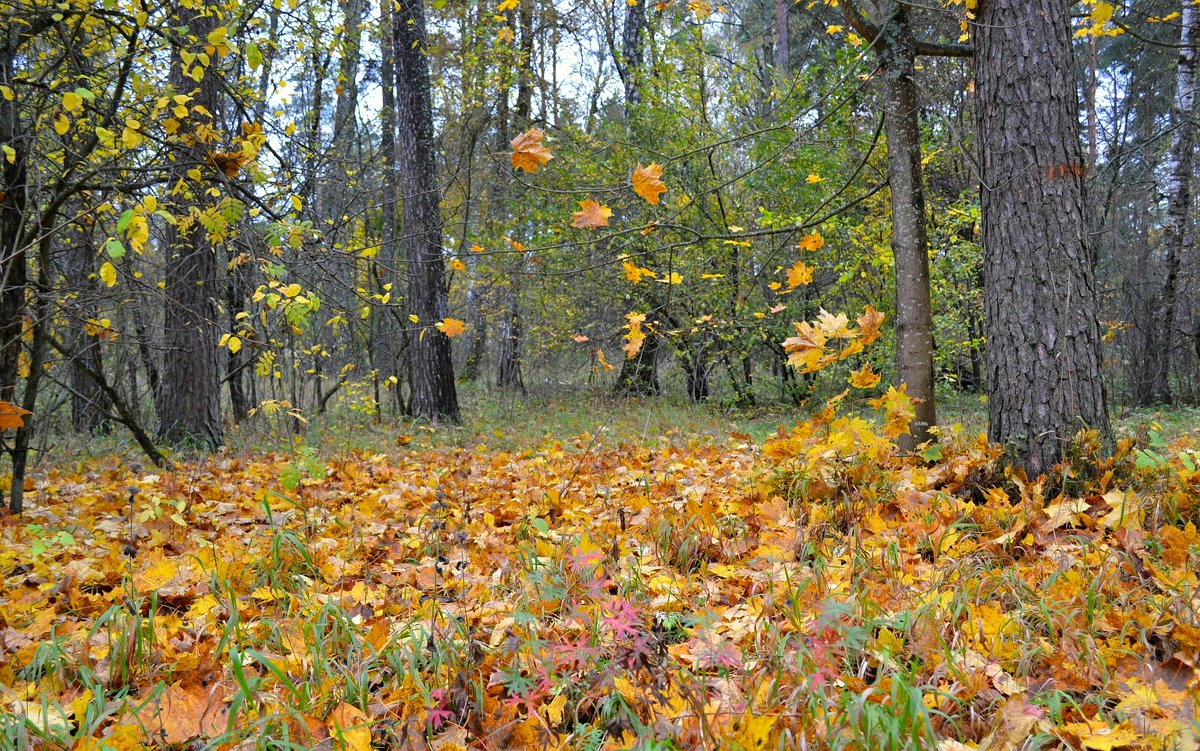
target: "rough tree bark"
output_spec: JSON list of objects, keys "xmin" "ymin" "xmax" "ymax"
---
[
  {"xmin": 157, "ymin": 1, "xmax": 225, "ymax": 448},
  {"xmin": 1145, "ymin": 1, "xmax": 1199, "ymax": 405},
  {"xmin": 394, "ymin": 0, "xmax": 460, "ymax": 421},
  {"xmin": 62, "ymin": 211, "xmax": 113, "ymax": 434},
  {"xmin": 975, "ymin": 0, "xmax": 1109, "ymax": 474}
]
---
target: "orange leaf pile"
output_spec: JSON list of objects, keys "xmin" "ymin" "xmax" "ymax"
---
[{"xmin": 1, "ymin": 400, "xmax": 1197, "ymax": 750}]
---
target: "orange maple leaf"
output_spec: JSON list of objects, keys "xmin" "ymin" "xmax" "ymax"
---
[
  {"xmin": 510, "ymin": 128, "xmax": 553, "ymax": 173},
  {"xmin": 796, "ymin": 232, "xmax": 824, "ymax": 251},
  {"xmin": 0, "ymin": 400, "xmax": 30, "ymax": 431},
  {"xmin": 572, "ymin": 200, "xmax": 613, "ymax": 229},
  {"xmin": 785, "ymin": 260, "xmax": 813, "ymax": 289},
  {"xmin": 857, "ymin": 305, "xmax": 886, "ymax": 344},
  {"xmin": 632, "ymin": 163, "xmax": 668, "ymax": 205},
  {"xmin": 437, "ymin": 317, "xmax": 466, "ymax": 338}
]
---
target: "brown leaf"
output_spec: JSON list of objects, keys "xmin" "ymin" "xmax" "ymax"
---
[{"xmin": 136, "ymin": 682, "xmax": 231, "ymax": 745}]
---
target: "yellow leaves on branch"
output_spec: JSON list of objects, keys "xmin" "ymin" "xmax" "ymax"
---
[
  {"xmin": 510, "ymin": 128, "xmax": 553, "ymax": 173},
  {"xmin": 782, "ymin": 305, "xmax": 884, "ymax": 373},
  {"xmin": 437, "ymin": 317, "xmax": 466, "ymax": 338},
  {"xmin": 0, "ymin": 401, "xmax": 31, "ymax": 431},
  {"xmin": 632, "ymin": 163, "xmax": 668, "ymax": 205},
  {"xmin": 571, "ymin": 200, "xmax": 613, "ymax": 229},
  {"xmin": 623, "ymin": 312, "xmax": 648, "ymax": 359}
]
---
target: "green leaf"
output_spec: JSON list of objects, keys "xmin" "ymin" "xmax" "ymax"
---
[
  {"xmin": 104, "ymin": 238, "xmax": 126, "ymax": 261},
  {"xmin": 116, "ymin": 208, "xmax": 134, "ymax": 233},
  {"xmin": 245, "ymin": 41, "xmax": 262, "ymax": 70}
]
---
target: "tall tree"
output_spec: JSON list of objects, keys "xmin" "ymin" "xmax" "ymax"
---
[
  {"xmin": 1144, "ymin": 2, "xmax": 1199, "ymax": 404},
  {"xmin": 974, "ymin": 0, "xmax": 1109, "ymax": 474},
  {"xmin": 394, "ymin": 0, "xmax": 460, "ymax": 421},
  {"xmin": 843, "ymin": 0, "xmax": 970, "ymax": 448},
  {"xmin": 157, "ymin": 1, "xmax": 225, "ymax": 448}
]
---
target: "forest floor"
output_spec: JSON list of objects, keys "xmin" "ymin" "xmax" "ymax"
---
[{"xmin": 2, "ymin": 389, "xmax": 1199, "ymax": 750}]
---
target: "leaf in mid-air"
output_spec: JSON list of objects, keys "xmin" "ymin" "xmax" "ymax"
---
[
  {"xmin": 510, "ymin": 128, "xmax": 553, "ymax": 173},
  {"xmin": 571, "ymin": 200, "xmax": 613, "ymax": 229},
  {"xmin": 632, "ymin": 163, "xmax": 668, "ymax": 205},
  {"xmin": 0, "ymin": 401, "xmax": 31, "ymax": 431},
  {"xmin": 437, "ymin": 317, "xmax": 466, "ymax": 338}
]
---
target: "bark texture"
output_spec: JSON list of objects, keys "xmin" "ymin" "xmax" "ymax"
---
[
  {"xmin": 157, "ymin": 2, "xmax": 224, "ymax": 448},
  {"xmin": 0, "ymin": 42, "xmax": 27, "ymax": 406},
  {"xmin": 974, "ymin": 0, "xmax": 1109, "ymax": 474},
  {"xmin": 394, "ymin": 0, "xmax": 460, "ymax": 421}
]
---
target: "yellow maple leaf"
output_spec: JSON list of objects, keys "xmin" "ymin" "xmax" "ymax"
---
[
  {"xmin": 848, "ymin": 363, "xmax": 881, "ymax": 389},
  {"xmin": 726, "ymin": 711, "xmax": 777, "ymax": 751},
  {"xmin": 571, "ymin": 199, "xmax": 613, "ymax": 228},
  {"xmin": 327, "ymin": 702, "xmax": 372, "ymax": 751},
  {"xmin": 510, "ymin": 128, "xmax": 553, "ymax": 173},
  {"xmin": 857, "ymin": 305, "xmax": 886, "ymax": 344},
  {"xmin": 632, "ymin": 163, "xmax": 668, "ymax": 205},
  {"xmin": 449, "ymin": 258, "xmax": 466, "ymax": 271},
  {"xmin": 622, "ymin": 259, "xmax": 655, "ymax": 283}
]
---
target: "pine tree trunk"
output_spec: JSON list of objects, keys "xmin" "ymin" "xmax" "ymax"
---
[
  {"xmin": 975, "ymin": 0, "xmax": 1109, "ymax": 475},
  {"xmin": 394, "ymin": 0, "xmax": 460, "ymax": 421},
  {"xmin": 157, "ymin": 2, "xmax": 224, "ymax": 449}
]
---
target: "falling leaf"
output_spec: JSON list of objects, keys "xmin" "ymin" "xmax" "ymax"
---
[
  {"xmin": 785, "ymin": 260, "xmax": 813, "ymax": 289},
  {"xmin": 510, "ymin": 128, "xmax": 553, "ymax": 173},
  {"xmin": 437, "ymin": 318, "xmax": 466, "ymax": 338},
  {"xmin": 571, "ymin": 334, "xmax": 590, "ymax": 343},
  {"xmin": 571, "ymin": 200, "xmax": 613, "ymax": 229},
  {"xmin": 622, "ymin": 259, "xmax": 655, "ymax": 284},
  {"xmin": 632, "ymin": 163, "xmax": 668, "ymax": 205},
  {"xmin": 806, "ymin": 173, "xmax": 823, "ymax": 184},
  {"xmin": 0, "ymin": 401, "xmax": 30, "ymax": 430},
  {"xmin": 848, "ymin": 364, "xmax": 881, "ymax": 389},
  {"xmin": 99, "ymin": 261, "xmax": 117, "ymax": 287},
  {"xmin": 449, "ymin": 258, "xmax": 466, "ymax": 271},
  {"xmin": 796, "ymin": 232, "xmax": 824, "ymax": 251}
]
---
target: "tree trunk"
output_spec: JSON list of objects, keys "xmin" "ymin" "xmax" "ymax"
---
[
  {"xmin": 1145, "ymin": 2, "xmax": 1199, "ymax": 405},
  {"xmin": 394, "ymin": 0, "xmax": 460, "ymax": 421},
  {"xmin": 0, "ymin": 44, "xmax": 27, "ymax": 407},
  {"xmin": 62, "ymin": 211, "xmax": 112, "ymax": 434},
  {"xmin": 496, "ymin": 284, "xmax": 524, "ymax": 391},
  {"xmin": 975, "ymin": 0, "xmax": 1109, "ymax": 475},
  {"xmin": 616, "ymin": 333, "xmax": 660, "ymax": 396},
  {"xmin": 774, "ymin": 0, "xmax": 789, "ymax": 75},
  {"xmin": 878, "ymin": 1, "xmax": 936, "ymax": 449},
  {"xmin": 620, "ymin": 0, "xmax": 646, "ymax": 107},
  {"xmin": 157, "ymin": 2, "xmax": 224, "ymax": 449}
]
